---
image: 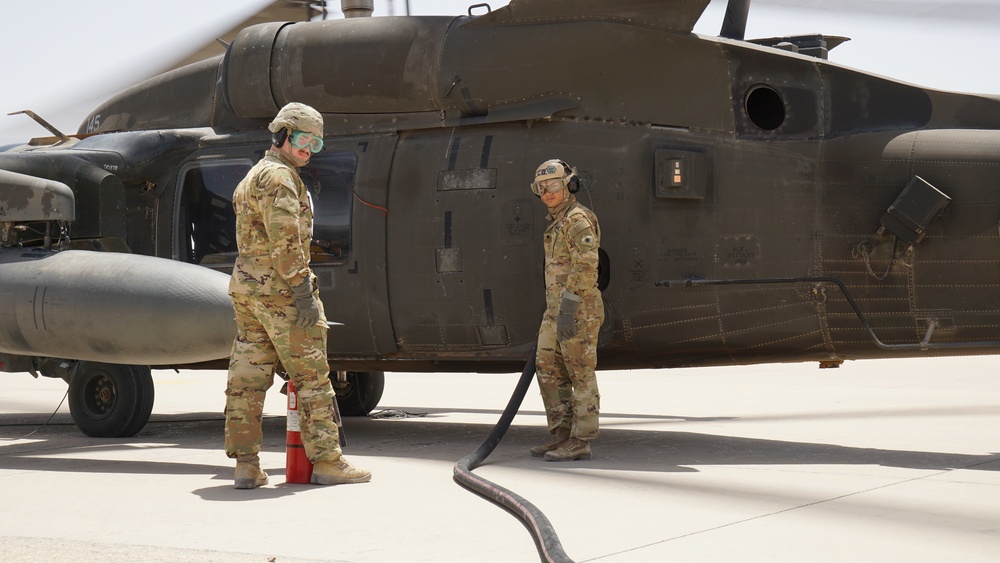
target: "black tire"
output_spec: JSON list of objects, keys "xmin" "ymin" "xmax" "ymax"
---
[
  {"xmin": 68, "ymin": 362, "xmax": 154, "ymax": 437},
  {"xmin": 336, "ymin": 371, "xmax": 385, "ymax": 416}
]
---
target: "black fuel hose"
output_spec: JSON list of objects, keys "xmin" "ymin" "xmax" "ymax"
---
[{"xmin": 453, "ymin": 345, "xmax": 574, "ymax": 563}]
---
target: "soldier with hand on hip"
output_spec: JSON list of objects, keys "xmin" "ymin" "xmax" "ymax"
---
[
  {"xmin": 224, "ymin": 102, "xmax": 371, "ymax": 488},
  {"xmin": 529, "ymin": 159, "xmax": 605, "ymax": 462}
]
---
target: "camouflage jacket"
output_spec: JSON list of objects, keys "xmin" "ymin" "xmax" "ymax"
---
[
  {"xmin": 543, "ymin": 195, "xmax": 602, "ymax": 315},
  {"xmin": 228, "ymin": 149, "xmax": 313, "ymax": 296}
]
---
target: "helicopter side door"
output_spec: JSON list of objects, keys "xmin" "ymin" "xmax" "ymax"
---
[{"xmin": 171, "ymin": 135, "xmax": 397, "ymax": 358}]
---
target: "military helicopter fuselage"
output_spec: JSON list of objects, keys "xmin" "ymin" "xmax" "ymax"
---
[{"xmin": 4, "ymin": 0, "xmax": 1000, "ymax": 436}]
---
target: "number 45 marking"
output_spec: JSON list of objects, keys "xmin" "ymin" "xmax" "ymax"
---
[{"xmin": 86, "ymin": 113, "xmax": 101, "ymax": 133}]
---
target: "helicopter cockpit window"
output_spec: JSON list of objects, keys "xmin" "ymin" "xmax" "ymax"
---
[
  {"xmin": 177, "ymin": 161, "xmax": 250, "ymax": 266},
  {"xmin": 299, "ymin": 150, "xmax": 356, "ymax": 266},
  {"xmin": 177, "ymin": 151, "xmax": 357, "ymax": 269}
]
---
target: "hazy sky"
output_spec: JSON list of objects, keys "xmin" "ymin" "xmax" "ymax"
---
[{"xmin": 1, "ymin": 0, "xmax": 998, "ymax": 146}]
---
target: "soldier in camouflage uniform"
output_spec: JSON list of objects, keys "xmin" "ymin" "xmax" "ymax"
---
[
  {"xmin": 225, "ymin": 102, "xmax": 371, "ymax": 488},
  {"xmin": 529, "ymin": 159, "xmax": 604, "ymax": 462}
]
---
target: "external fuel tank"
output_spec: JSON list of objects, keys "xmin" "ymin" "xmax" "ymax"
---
[{"xmin": 0, "ymin": 248, "xmax": 236, "ymax": 365}]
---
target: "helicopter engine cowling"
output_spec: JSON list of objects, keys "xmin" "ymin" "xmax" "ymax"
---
[{"xmin": 222, "ymin": 16, "xmax": 450, "ymax": 119}]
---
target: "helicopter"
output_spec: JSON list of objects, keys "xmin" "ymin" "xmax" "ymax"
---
[{"xmin": 3, "ymin": 0, "xmax": 1000, "ymax": 438}]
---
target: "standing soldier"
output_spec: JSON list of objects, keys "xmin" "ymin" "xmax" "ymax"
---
[
  {"xmin": 529, "ymin": 159, "xmax": 605, "ymax": 462},
  {"xmin": 225, "ymin": 102, "xmax": 371, "ymax": 488}
]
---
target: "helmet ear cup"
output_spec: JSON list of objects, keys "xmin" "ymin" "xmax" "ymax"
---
[
  {"xmin": 559, "ymin": 160, "xmax": 580, "ymax": 193},
  {"xmin": 272, "ymin": 128, "xmax": 289, "ymax": 148},
  {"xmin": 567, "ymin": 175, "xmax": 580, "ymax": 194}
]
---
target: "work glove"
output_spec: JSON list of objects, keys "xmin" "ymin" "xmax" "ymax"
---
[
  {"xmin": 556, "ymin": 291, "xmax": 581, "ymax": 341},
  {"xmin": 290, "ymin": 279, "xmax": 321, "ymax": 328}
]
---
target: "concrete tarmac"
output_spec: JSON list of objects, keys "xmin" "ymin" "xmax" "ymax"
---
[{"xmin": 1, "ymin": 356, "xmax": 999, "ymax": 562}]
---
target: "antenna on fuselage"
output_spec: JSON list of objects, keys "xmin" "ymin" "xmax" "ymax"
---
[
  {"xmin": 341, "ymin": 0, "xmax": 374, "ymax": 17},
  {"xmin": 720, "ymin": 0, "xmax": 751, "ymax": 40}
]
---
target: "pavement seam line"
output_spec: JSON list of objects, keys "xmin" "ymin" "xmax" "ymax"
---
[{"xmin": 581, "ymin": 455, "xmax": 1000, "ymax": 561}]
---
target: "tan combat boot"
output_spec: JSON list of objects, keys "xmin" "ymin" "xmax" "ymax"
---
[
  {"xmin": 544, "ymin": 437, "xmax": 592, "ymax": 462},
  {"xmin": 530, "ymin": 427, "xmax": 571, "ymax": 457},
  {"xmin": 311, "ymin": 458, "xmax": 372, "ymax": 485},
  {"xmin": 234, "ymin": 462, "xmax": 269, "ymax": 489}
]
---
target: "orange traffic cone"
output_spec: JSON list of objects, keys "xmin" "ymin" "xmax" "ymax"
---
[{"xmin": 286, "ymin": 380, "xmax": 313, "ymax": 483}]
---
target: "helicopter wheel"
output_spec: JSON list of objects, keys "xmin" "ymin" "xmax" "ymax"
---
[
  {"xmin": 335, "ymin": 371, "xmax": 385, "ymax": 416},
  {"xmin": 68, "ymin": 362, "xmax": 155, "ymax": 437}
]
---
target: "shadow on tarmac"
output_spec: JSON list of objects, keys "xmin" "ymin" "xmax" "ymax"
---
[{"xmin": 1, "ymin": 408, "xmax": 998, "ymax": 480}]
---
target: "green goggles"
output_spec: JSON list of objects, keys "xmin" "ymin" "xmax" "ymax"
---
[{"xmin": 290, "ymin": 130, "xmax": 324, "ymax": 153}]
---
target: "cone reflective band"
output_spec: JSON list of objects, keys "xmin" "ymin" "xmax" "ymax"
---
[{"xmin": 286, "ymin": 380, "xmax": 313, "ymax": 483}]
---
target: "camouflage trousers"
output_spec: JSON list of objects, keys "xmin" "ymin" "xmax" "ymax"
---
[
  {"xmin": 225, "ymin": 291, "xmax": 342, "ymax": 464},
  {"xmin": 535, "ymin": 300, "xmax": 603, "ymax": 440}
]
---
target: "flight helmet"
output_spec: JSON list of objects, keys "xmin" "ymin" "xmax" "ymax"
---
[
  {"xmin": 268, "ymin": 102, "xmax": 324, "ymax": 138},
  {"xmin": 531, "ymin": 159, "xmax": 579, "ymax": 195}
]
